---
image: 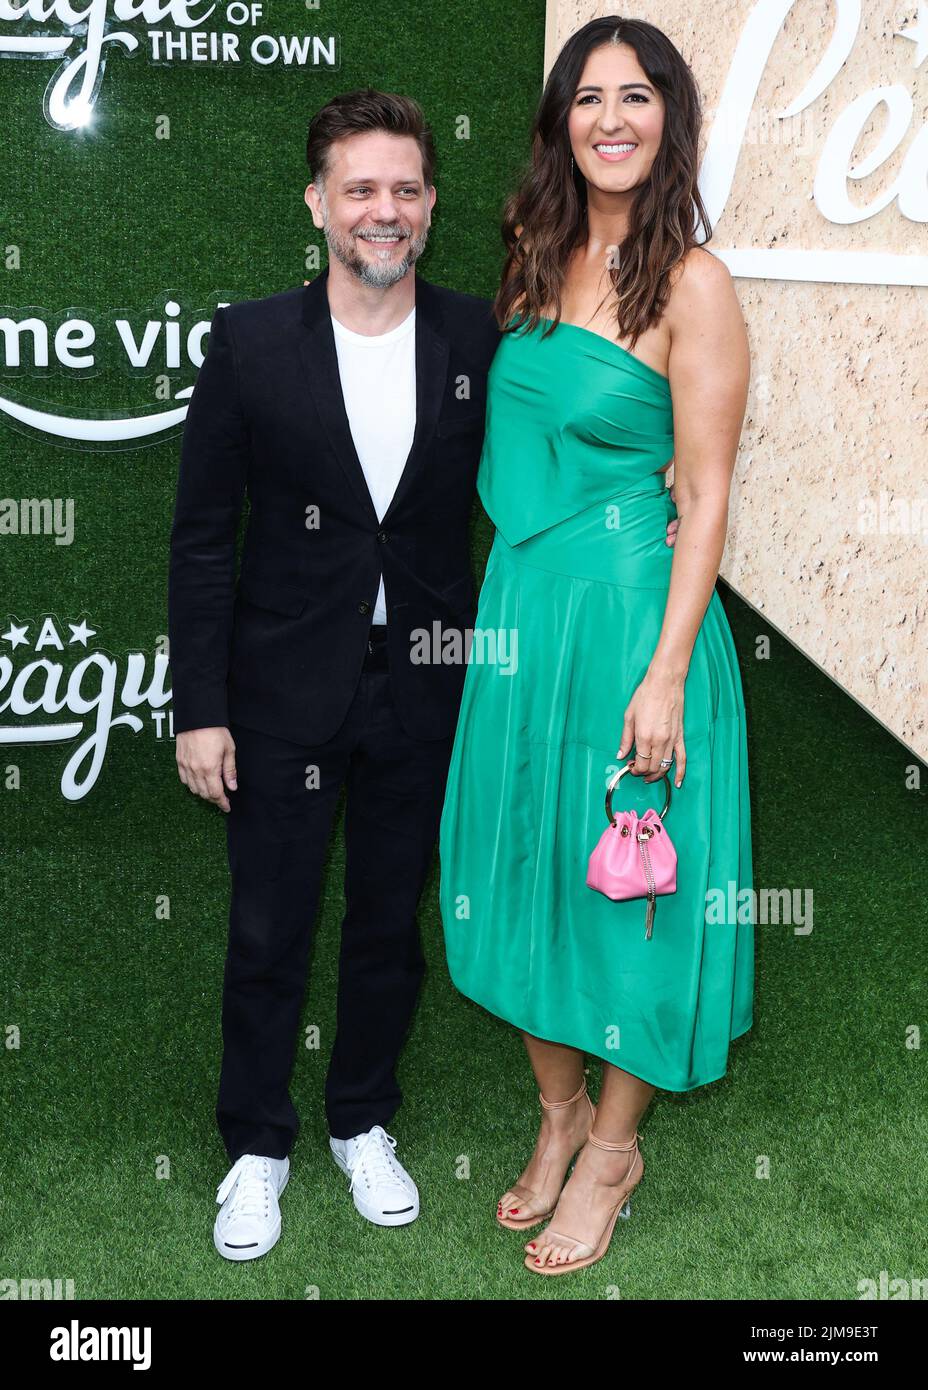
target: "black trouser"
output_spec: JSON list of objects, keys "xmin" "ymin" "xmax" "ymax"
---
[{"xmin": 217, "ymin": 625, "xmax": 454, "ymax": 1158}]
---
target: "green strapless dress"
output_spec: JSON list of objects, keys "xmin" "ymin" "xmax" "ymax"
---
[{"xmin": 438, "ymin": 317, "xmax": 754, "ymax": 1091}]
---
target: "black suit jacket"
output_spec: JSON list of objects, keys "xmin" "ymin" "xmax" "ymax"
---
[{"xmin": 168, "ymin": 267, "xmax": 501, "ymax": 745}]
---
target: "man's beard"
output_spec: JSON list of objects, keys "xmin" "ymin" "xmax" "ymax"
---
[{"xmin": 321, "ymin": 207, "xmax": 430, "ymax": 288}]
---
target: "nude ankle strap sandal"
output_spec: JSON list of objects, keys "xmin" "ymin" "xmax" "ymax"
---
[
  {"xmin": 587, "ymin": 1130, "xmax": 642, "ymax": 1153},
  {"xmin": 524, "ymin": 1129, "xmax": 644, "ymax": 1276},
  {"xmin": 496, "ymin": 1078, "xmax": 597, "ymax": 1231}
]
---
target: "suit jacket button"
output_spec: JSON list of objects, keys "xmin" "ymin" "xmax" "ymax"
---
[
  {"xmin": 358, "ymin": 601, "xmax": 370, "ymax": 614},
  {"xmin": 377, "ymin": 530, "xmax": 388, "ymax": 543}
]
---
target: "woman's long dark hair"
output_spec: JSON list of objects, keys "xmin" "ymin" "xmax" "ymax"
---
[{"xmin": 495, "ymin": 16, "xmax": 712, "ymax": 349}]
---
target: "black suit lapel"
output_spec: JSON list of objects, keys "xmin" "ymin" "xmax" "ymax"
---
[
  {"xmin": 298, "ymin": 266, "xmax": 450, "ymax": 525},
  {"xmin": 299, "ymin": 267, "xmax": 378, "ymax": 522},
  {"xmin": 381, "ymin": 274, "xmax": 449, "ymax": 525}
]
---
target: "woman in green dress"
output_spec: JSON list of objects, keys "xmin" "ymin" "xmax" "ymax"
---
[{"xmin": 438, "ymin": 16, "xmax": 755, "ymax": 1276}]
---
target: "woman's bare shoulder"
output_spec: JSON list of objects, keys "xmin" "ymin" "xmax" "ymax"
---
[
  {"xmin": 669, "ymin": 245, "xmax": 732, "ymax": 297},
  {"xmin": 667, "ymin": 247, "xmax": 744, "ymax": 338},
  {"xmin": 666, "ymin": 246, "xmax": 749, "ymax": 389}
]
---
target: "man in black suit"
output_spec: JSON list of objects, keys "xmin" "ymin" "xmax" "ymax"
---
[{"xmin": 169, "ymin": 89, "xmax": 500, "ymax": 1260}]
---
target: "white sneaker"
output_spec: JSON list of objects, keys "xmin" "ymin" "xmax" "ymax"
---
[
  {"xmin": 329, "ymin": 1125, "xmax": 419, "ymax": 1226},
  {"xmin": 213, "ymin": 1153, "xmax": 289, "ymax": 1261}
]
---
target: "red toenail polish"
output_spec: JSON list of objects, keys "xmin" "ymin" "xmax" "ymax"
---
[{"xmin": 510, "ymin": 1208, "xmax": 519, "ymax": 1214}]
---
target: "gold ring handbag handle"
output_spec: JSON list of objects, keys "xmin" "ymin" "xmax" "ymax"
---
[{"xmin": 605, "ymin": 762, "xmax": 672, "ymax": 828}]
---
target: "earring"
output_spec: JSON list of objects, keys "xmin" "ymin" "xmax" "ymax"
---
[{"xmin": 570, "ymin": 154, "xmax": 575, "ymax": 174}]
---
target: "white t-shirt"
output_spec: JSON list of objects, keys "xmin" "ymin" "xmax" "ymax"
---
[{"xmin": 331, "ymin": 306, "xmax": 417, "ymax": 626}]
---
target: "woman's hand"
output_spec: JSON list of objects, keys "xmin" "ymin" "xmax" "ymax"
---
[
  {"xmin": 665, "ymin": 481, "xmax": 679, "ymax": 546},
  {"xmin": 616, "ymin": 667, "xmax": 686, "ymax": 788}
]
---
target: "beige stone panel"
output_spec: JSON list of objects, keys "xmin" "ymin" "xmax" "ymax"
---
[{"xmin": 542, "ymin": 1, "xmax": 927, "ymax": 759}]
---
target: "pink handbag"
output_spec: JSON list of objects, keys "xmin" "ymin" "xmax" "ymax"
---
[{"xmin": 586, "ymin": 762, "xmax": 677, "ymax": 939}]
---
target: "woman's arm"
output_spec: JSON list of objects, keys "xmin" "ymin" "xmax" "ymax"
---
[{"xmin": 616, "ymin": 249, "xmax": 750, "ymax": 786}]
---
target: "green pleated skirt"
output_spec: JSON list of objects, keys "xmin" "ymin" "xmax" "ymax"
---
[{"xmin": 438, "ymin": 488, "xmax": 755, "ymax": 1091}]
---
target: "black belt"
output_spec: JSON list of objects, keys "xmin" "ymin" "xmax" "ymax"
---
[{"xmin": 364, "ymin": 623, "xmax": 389, "ymax": 669}]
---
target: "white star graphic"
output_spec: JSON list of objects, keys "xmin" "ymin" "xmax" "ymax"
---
[
  {"xmin": 897, "ymin": 3, "xmax": 928, "ymax": 68},
  {"xmin": 1, "ymin": 622, "xmax": 30, "ymax": 650},
  {"xmin": 68, "ymin": 620, "xmax": 96, "ymax": 646}
]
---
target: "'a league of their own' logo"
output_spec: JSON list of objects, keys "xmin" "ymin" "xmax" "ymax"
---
[
  {"xmin": 0, "ymin": 0, "xmax": 339, "ymax": 133},
  {"xmin": 0, "ymin": 615, "xmax": 173, "ymax": 801}
]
